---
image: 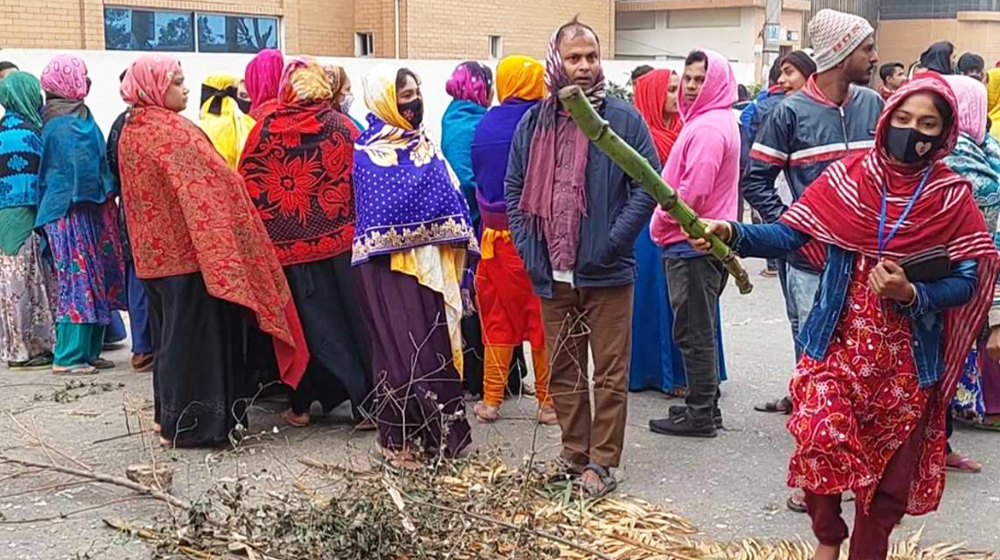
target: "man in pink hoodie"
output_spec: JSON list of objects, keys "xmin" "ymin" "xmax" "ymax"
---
[{"xmin": 649, "ymin": 49, "xmax": 740, "ymax": 438}]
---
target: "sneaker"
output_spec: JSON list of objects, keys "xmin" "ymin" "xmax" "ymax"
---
[
  {"xmin": 668, "ymin": 405, "xmax": 723, "ymax": 429},
  {"xmin": 650, "ymin": 410, "xmax": 718, "ymax": 438}
]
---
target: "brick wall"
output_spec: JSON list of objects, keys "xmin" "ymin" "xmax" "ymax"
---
[
  {"xmin": 405, "ymin": 0, "xmax": 613, "ymax": 60},
  {"xmin": 1, "ymin": 0, "xmax": 610, "ymax": 58}
]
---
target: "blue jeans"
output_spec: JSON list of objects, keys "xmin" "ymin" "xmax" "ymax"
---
[{"xmin": 779, "ymin": 264, "xmax": 821, "ymax": 361}]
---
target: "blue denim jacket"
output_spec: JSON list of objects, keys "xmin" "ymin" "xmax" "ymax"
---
[{"xmin": 730, "ymin": 222, "xmax": 978, "ymax": 387}]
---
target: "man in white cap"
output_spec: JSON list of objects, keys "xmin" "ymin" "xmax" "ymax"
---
[{"xmin": 740, "ymin": 8, "xmax": 882, "ymax": 511}]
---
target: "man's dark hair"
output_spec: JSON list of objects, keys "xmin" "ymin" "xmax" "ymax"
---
[
  {"xmin": 879, "ymin": 62, "xmax": 904, "ymax": 82},
  {"xmin": 958, "ymin": 53, "xmax": 985, "ymax": 75},
  {"xmin": 631, "ymin": 65, "xmax": 654, "ymax": 83},
  {"xmin": 737, "ymin": 84, "xmax": 749, "ymax": 102},
  {"xmin": 0, "ymin": 61, "xmax": 18, "ymax": 73},
  {"xmin": 685, "ymin": 50, "xmax": 708, "ymax": 70},
  {"xmin": 556, "ymin": 15, "xmax": 599, "ymax": 46},
  {"xmin": 395, "ymin": 68, "xmax": 419, "ymax": 91},
  {"xmin": 768, "ymin": 56, "xmax": 783, "ymax": 86}
]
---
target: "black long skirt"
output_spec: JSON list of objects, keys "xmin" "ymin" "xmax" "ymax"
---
[
  {"xmin": 356, "ymin": 257, "xmax": 471, "ymax": 457},
  {"xmin": 284, "ymin": 254, "xmax": 373, "ymax": 416},
  {"xmin": 144, "ymin": 273, "xmax": 248, "ymax": 447}
]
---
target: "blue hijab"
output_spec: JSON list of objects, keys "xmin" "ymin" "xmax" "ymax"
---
[
  {"xmin": 0, "ymin": 111, "xmax": 42, "ymax": 210},
  {"xmin": 35, "ymin": 113, "xmax": 118, "ymax": 227},
  {"xmin": 441, "ymin": 99, "xmax": 487, "ymax": 225}
]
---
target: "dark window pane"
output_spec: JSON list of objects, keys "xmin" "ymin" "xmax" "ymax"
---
[
  {"xmin": 229, "ymin": 16, "xmax": 278, "ymax": 53},
  {"xmin": 197, "ymin": 14, "xmax": 228, "ymax": 53},
  {"xmin": 104, "ymin": 7, "xmax": 194, "ymax": 52}
]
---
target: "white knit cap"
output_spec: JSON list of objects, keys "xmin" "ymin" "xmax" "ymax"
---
[{"xmin": 808, "ymin": 9, "xmax": 874, "ymax": 74}]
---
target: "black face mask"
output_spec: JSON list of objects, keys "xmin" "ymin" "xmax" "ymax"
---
[
  {"xmin": 236, "ymin": 97, "xmax": 252, "ymax": 115},
  {"xmin": 398, "ymin": 98, "xmax": 424, "ymax": 128},
  {"xmin": 885, "ymin": 125, "xmax": 941, "ymax": 164}
]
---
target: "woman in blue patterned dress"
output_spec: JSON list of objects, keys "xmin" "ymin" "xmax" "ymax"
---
[
  {"xmin": 941, "ymin": 76, "xmax": 1000, "ymax": 470},
  {"xmin": 36, "ymin": 55, "xmax": 126, "ymax": 375}
]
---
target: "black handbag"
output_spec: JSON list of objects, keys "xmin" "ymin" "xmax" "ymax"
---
[{"xmin": 898, "ymin": 245, "xmax": 951, "ymax": 283}]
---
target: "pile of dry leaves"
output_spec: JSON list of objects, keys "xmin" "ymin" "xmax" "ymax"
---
[{"xmin": 103, "ymin": 453, "xmax": 996, "ymax": 560}]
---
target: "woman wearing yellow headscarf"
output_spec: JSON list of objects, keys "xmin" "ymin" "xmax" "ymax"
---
[
  {"xmin": 467, "ymin": 55, "xmax": 553, "ymax": 425},
  {"xmin": 986, "ymin": 68, "xmax": 1000, "ymax": 140},
  {"xmin": 352, "ymin": 64, "xmax": 479, "ymax": 468},
  {"xmin": 199, "ymin": 74, "xmax": 255, "ymax": 170}
]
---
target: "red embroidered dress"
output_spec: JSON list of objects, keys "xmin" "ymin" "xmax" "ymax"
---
[
  {"xmin": 788, "ymin": 257, "xmax": 929, "ymax": 509},
  {"xmin": 240, "ymin": 103, "xmax": 357, "ymax": 266}
]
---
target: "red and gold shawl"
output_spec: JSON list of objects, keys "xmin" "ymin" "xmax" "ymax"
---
[{"xmin": 118, "ymin": 105, "xmax": 309, "ymax": 388}]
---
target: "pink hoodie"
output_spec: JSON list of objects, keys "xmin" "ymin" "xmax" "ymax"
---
[{"xmin": 650, "ymin": 49, "xmax": 740, "ymax": 247}]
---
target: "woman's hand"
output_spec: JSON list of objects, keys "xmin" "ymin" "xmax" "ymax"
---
[
  {"xmin": 987, "ymin": 327, "xmax": 1000, "ymax": 361},
  {"xmin": 868, "ymin": 259, "xmax": 916, "ymax": 304},
  {"xmin": 683, "ymin": 219, "xmax": 732, "ymax": 253}
]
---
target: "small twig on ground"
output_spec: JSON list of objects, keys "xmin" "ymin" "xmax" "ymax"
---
[
  {"xmin": 0, "ymin": 495, "xmax": 151, "ymax": 525},
  {"xmin": 0, "ymin": 455, "xmax": 189, "ymax": 510}
]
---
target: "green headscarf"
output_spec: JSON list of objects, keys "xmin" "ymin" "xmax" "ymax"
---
[{"xmin": 0, "ymin": 71, "xmax": 43, "ymax": 127}]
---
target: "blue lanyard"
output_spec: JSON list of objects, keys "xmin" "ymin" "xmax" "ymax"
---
[{"xmin": 877, "ymin": 167, "xmax": 932, "ymax": 258}]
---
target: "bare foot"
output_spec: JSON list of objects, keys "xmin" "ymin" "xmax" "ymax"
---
[
  {"xmin": 537, "ymin": 405, "xmax": 558, "ymax": 425},
  {"xmin": 946, "ymin": 451, "xmax": 982, "ymax": 473},
  {"xmin": 378, "ymin": 445, "xmax": 423, "ymax": 471},
  {"xmin": 814, "ymin": 543, "xmax": 840, "ymax": 560},
  {"xmin": 159, "ymin": 436, "xmax": 172, "ymax": 448},
  {"xmin": 579, "ymin": 469, "xmax": 605, "ymax": 495},
  {"xmin": 153, "ymin": 422, "xmax": 161, "ymax": 434},
  {"xmin": 474, "ymin": 401, "xmax": 500, "ymax": 423},
  {"xmin": 280, "ymin": 409, "xmax": 310, "ymax": 427}
]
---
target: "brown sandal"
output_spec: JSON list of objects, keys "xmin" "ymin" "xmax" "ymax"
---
[{"xmin": 280, "ymin": 409, "xmax": 311, "ymax": 428}]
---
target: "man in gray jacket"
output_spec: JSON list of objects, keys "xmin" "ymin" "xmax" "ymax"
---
[{"xmin": 505, "ymin": 16, "xmax": 657, "ymax": 497}]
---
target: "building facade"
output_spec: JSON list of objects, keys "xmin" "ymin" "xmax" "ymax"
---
[
  {"xmin": 878, "ymin": 0, "xmax": 1000, "ymax": 71},
  {"xmin": 614, "ymin": 0, "xmax": 813, "ymax": 82},
  {"xmin": 0, "ymin": 0, "xmax": 614, "ymax": 59}
]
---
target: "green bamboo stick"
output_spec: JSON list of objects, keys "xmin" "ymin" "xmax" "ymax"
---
[{"xmin": 558, "ymin": 85, "xmax": 753, "ymax": 295}]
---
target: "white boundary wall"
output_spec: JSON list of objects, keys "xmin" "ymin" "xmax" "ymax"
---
[{"xmin": 0, "ymin": 49, "xmax": 755, "ymax": 141}]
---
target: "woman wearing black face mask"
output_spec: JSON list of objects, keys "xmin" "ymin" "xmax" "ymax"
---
[
  {"xmin": 351, "ymin": 64, "xmax": 478, "ymax": 469},
  {"xmin": 687, "ymin": 74, "xmax": 999, "ymax": 559}
]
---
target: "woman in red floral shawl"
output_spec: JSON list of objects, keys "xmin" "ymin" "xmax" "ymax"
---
[
  {"xmin": 693, "ymin": 74, "xmax": 999, "ymax": 559},
  {"xmin": 239, "ymin": 56, "xmax": 373, "ymax": 428},
  {"xmin": 118, "ymin": 54, "xmax": 309, "ymax": 448}
]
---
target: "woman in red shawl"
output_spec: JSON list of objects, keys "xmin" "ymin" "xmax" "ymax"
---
[
  {"xmin": 692, "ymin": 75, "xmax": 999, "ymax": 558},
  {"xmin": 239, "ymin": 56, "xmax": 372, "ymax": 429},
  {"xmin": 118, "ymin": 54, "xmax": 308, "ymax": 448}
]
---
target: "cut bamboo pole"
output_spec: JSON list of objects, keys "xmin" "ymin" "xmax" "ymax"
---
[{"xmin": 558, "ymin": 85, "xmax": 753, "ymax": 295}]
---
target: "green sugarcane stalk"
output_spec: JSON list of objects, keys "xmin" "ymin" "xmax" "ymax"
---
[{"xmin": 558, "ymin": 85, "xmax": 753, "ymax": 295}]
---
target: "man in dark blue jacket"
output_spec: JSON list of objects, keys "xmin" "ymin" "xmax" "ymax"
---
[{"xmin": 505, "ymin": 17, "xmax": 657, "ymax": 497}]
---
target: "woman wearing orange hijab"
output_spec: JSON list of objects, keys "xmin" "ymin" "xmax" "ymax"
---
[{"xmin": 628, "ymin": 69, "xmax": 727, "ymax": 396}]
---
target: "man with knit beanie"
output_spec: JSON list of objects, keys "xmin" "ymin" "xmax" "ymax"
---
[{"xmin": 741, "ymin": 8, "xmax": 882, "ymax": 511}]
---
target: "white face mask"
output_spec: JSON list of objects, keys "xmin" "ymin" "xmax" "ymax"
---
[{"xmin": 341, "ymin": 93, "xmax": 354, "ymax": 115}]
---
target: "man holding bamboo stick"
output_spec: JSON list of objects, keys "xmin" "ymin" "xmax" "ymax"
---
[
  {"xmin": 648, "ymin": 49, "xmax": 741, "ymax": 439},
  {"xmin": 504, "ymin": 16, "xmax": 657, "ymax": 498}
]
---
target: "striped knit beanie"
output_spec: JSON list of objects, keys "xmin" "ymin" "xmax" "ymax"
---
[{"xmin": 808, "ymin": 9, "xmax": 874, "ymax": 74}]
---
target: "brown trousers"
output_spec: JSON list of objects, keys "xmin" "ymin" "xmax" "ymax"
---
[{"xmin": 541, "ymin": 282, "xmax": 633, "ymax": 468}]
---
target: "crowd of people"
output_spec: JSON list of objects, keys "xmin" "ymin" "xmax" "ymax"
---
[{"xmin": 1, "ymin": 7, "xmax": 999, "ymax": 559}]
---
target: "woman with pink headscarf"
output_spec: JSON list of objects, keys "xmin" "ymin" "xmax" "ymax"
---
[
  {"xmin": 244, "ymin": 49, "xmax": 283, "ymax": 121},
  {"xmin": 118, "ymin": 54, "xmax": 308, "ymax": 447},
  {"xmin": 36, "ymin": 54, "xmax": 126, "ymax": 375}
]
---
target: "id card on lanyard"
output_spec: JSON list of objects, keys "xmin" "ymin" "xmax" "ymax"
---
[{"xmin": 877, "ymin": 167, "xmax": 933, "ymax": 259}]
